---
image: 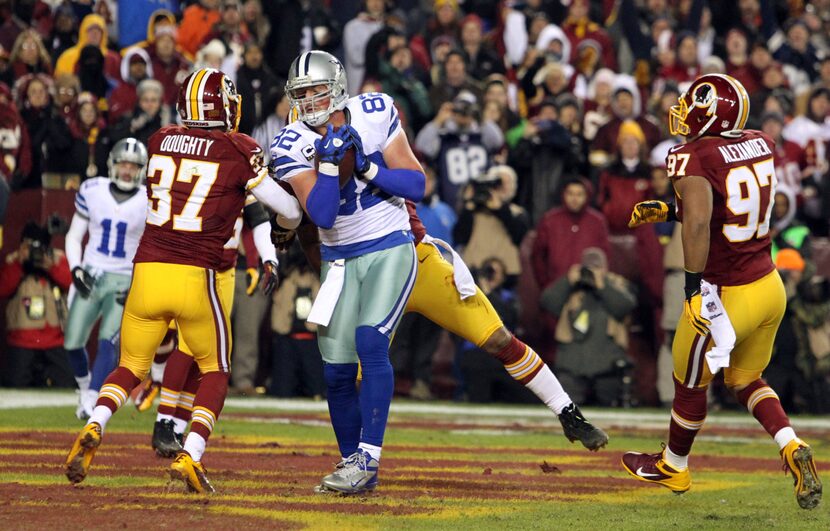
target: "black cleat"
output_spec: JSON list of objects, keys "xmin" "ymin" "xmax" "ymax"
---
[
  {"xmin": 153, "ymin": 419, "xmax": 183, "ymax": 458},
  {"xmin": 558, "ymin": 403, "xmax": 609, "ymax": 451}
]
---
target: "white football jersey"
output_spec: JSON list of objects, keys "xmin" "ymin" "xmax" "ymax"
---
[
  {"xmin": 269, "ymin": 92, "xmax": 411, "ymax": 259},
  {"xmin": 74, "ymin": 177, "xmax": 147, "ymax": 275}
]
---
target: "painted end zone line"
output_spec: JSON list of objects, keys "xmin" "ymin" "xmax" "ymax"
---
[{"xmin": 2, "ymin": 389, "xmax": 829, "ymax": 430}]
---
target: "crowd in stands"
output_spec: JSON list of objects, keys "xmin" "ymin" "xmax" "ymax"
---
[{"xmin": 1, "ymin": 0, "xmax": 829, "ymax": 412}]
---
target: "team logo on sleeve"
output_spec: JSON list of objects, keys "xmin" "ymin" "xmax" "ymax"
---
[{"xmin": 250, "ymin": 150, "xmax": 264, "ymax": 174}]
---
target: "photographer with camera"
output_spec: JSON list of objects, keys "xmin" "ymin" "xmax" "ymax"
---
[
  {"xmin": 415, "ymin": 90, "xmax": 504, "ymax": 208},
  {"xmin": 453, "ymin": 164, "xmax": 530, "ymax": 284},
  {"xmin": 540, "ymin": 247, "xmax": 637, "ymax": 406},
  {"xmin": 0, "ymin": 221, "xmax": 74, "ymax": 388}
]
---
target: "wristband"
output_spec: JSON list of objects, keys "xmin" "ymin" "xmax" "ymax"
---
[{"xmin": 684, "ymin": 270, "xmax": 702, "ymax": 299}]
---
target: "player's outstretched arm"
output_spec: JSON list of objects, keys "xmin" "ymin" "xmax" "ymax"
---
[
  {"xmin": 348, "ymin": 125, "xmax": 425, "ymax": 202},
  {"xmin": 675, "ymin": 175, "xmax": 713, "ymax": 335},
  {"xmin": 64, "ymin": 213, "xmax": 89, "ymax": 271},
  {"xmin": 250, "ymin": 177, "xmax": 303, "ymax": 230}
]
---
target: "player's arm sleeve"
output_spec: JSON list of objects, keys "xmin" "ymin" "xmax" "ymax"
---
[
  {"xmin": 65, "ymin": 213, "xmax": 89, "ymax": 270},
  {"xmin": 250, "ymin": 177, "xmax": 303, "ymax": 230},
  {"xmin": 251, "ymin": 220, "xmax": 278, "ymax": 265}
]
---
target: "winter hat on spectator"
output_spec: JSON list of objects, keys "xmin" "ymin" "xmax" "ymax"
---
[
  {"xmin": 137, "ymin": 78, "xmax": 163, "ymax": 99},
  {"xmin": 701, "ymin": 56, "xmax": 725, "ymax": 75},
  {"xmin": 586, "ymin": 67, "xmax": 615, "ymax": 100},
  {"xmin": 612, "ymin": 74, "xmax": 641, "ymax": 116},
  {"xmin": 617, "ymin": 119, "xmax": 646, "ymax": 146},
  {"xmin": 536, "ymin": 24, "xmax": 571, "ymax": 64},
  {"xmin": 555, "ymin": 93, "xmax": 579, "ymax": 113},
  {"xmin": 461, "ymin": 13, "xmax": 483, "ymax": 31},
  {"xmin": 430, "ymin": 35, "xmax": 456, "ymax": 63},
  {"xmin": 775, "ymin": 249, "xmax": 805, "ymax": 272},
  {"xmin": 434, "ymin": 0, "xmax": 459, "ymax": 11},
  {"xmin": 154, "ymin": 24, "xmax": 177, "ymax": 41},
  {"xmin": 581, "ymin": 247, "xmax": 608, "ymax": 271}
]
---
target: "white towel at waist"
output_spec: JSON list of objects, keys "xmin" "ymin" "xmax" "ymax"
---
[
  {"xmin": 700, "ymin": 280, "xmax": 736, "ymax": 374},
  {"xmin": 421, "ymin": 234, "xmax": 476, "ymax": 299},
  {"xmin": 307, "ymin": 259, "xmax": 345, "ymax": 327}
]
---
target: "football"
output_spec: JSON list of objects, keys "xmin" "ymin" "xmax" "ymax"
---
[{"xmin": 314, "ymin": 125, "xmax": 356, "ymax": 188}]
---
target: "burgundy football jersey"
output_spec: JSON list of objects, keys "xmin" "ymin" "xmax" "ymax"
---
[
  {"xmin": 135, "ymin": 125, "xmax": 267, "ymax": 269},
  {"xmin": 670, "ymin": 130, "xmax": 776, "ymax": 286}
]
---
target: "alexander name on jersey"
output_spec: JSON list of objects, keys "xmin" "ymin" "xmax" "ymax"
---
[
  {"xmin": 717, "ymin": 137, "xmax": 773, "ymax": 164},
  {"xmin": 158, "ymin": 134, "xmax": 216, "ymax": 158}
]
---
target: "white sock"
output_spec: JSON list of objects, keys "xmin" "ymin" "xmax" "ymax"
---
[
  {"xmin": 150, "ymin": 361, "xmax": 166, "ymax": 383},
  {"xmin": 526, "ymin": 366, "xmax": 572, "ymax": 415},
  {"xmin": 172, "ymin": 418, "xmax": 188, "ymax": 434},
  {"xmin": 774, "ymin": 427, "xmax": 797, "ymax": 450},
  {"xmin": 358, "ymin": 443, "xmax": 382, "ymax": 462},
  {"xmin": 156, "ymin": 413, "xmax": 174, "ymax": 423},
  {"xmin": 183, "ymin": 432, "xmax": 206, "ymax": 462},
  {"xmin": 664, "ymin": 447, "xmax": 688, "ymax": 470},
  {"xmin": 88, "ymin": 405, "xmax": 113, "ymax": 432},
  {"xmin": 75, "ymin": 374, "xmax": 91, "ymax": 392}
]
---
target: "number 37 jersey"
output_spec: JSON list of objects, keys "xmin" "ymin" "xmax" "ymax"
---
[
  {"xmin": 135, "ymin": 124, "xmax": 267, "ymax": 270},
  {"xmin": 670, "ymin": 129, "xmax": 776, "ymax": 287}
]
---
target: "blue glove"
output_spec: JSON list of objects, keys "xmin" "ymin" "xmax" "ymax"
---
[
  {"xmin": 343, "ymin": 124, "xmax": 371, "ymax": 174},
  {"xmin": 314, "ymin": 124, "xmax": 353, "ymax": 166}
]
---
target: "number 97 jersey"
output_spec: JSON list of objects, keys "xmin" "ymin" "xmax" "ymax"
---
[
  {"xmin": 669, "ymin": 129, "xmax": 776, "ymax": 286},
  {"xmin": 135, "ymin": 124, "xmax": 268, "ymax": 270}
]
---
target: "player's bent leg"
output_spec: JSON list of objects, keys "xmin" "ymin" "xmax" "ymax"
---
[{"xmin": 64, "ymin": 290, "xmax": 103, "ymax": 419}]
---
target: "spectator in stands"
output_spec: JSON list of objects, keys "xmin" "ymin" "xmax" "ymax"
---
[
  {"xmin": 428, "ymin": 49, "xmax": 483, "ymax": 111},
  {"xmin": 459, "ymin": 13, "xmax": 503, "ymax": 81},
  {"xmin": 203, "ymin": 0, "xmax": 252, "ymax": 68},
  {"xmin": 597, "ymin": 120, "xmax": 653, "ymax": 234},
  {"xmin": 43, "ymin": 91, "xmax": 108, "ymax": 187},
  {"xmin": 771, "ymin": 184, "xmax": 812, "ymax": 260},
  {"xmin": 725, "ymin": 28, "xmax": 761, "ymax": 93},
  {"xmin": 519, "ymin": 23, "xmax": 572, "ymax": 111},
  {"xmin": 77, "ymin": 45, "xmax": 109, "ymax": 101},
  {"xmin": 48, "ymin": 3, "xmax": 78, "ymax": 65},
  {"xmin": 235, "ymin": 42, "xmax": 278, "ymax": 135},
  {"xmin": 9, "ymin": 29, "xmax": 52, "ymax": 77},
  {"xmin": 343, "ymin": 0, "xmax": 387, "ymax": 93},
  {"xmin": 242, "ymin": 0, "xmax": 270, "ymax": 47},
  {"xmin": 657, "ymin": 31, "xmax": 700, "ymax": 85},
  {"xmin": 269, "ymin": 246, "xmax": 324, "ymax": 399},
  {"xmin": 194, "ymin": 39, "xmax": 236, "ymax": 81},
  {"xmin": 769, "ymin": 250, "xmax": 830, "ymax": 413},
  {"xmin": 177, "ymin": 0, "xmax": 222, "ymax": 57},
  {"xmin": 589, "ymin": 78, "xmax": 662, "ymax": 171},
  {"xmin": 14, "ymin": 73, "xmax": 55, "ymax": 190},
  {"xmin": 582, "ymin": 68, "xmax": 615, "ymax": 142},
  {"xmin": 54, "ymin": 13, "xmax": 119, "ymax": 82},
  {"xmin": 415, "ymin": 90, "xmax": 502, "ymax": 207},
  {"xmin": 458, "ymin": 257, "xmax": 533, "ymax": 403},
  {"xmin": 561, "ymin": 0, "xmax": 616, "ymax": 70},
  {"xmin": 0, "ymin": 83, "xmax": 32, "ymax": 192},
  {"xmin": 415, "ymin": 165, "xmax": 456, "ymax": 245},
  {"xmin": 482, "ymin": 76, "xmax": 521, "ymax": 144},
  {"xmin": 762, "ymin": 111, "xmax": 805, "ymax": 195},
  {"xmin": 254, "ymin": 91, "xmax": 289, "ymax": 165},
  {"xmin": 772, "ymin": 19, "xmax": 820, "ymax": 85},
  {"xmin": 0, "ymin": 222, "xmax": 74, "ymax": 388},
  {"xmin": 108, "ymin": 47, "xmax": 153, "ymax": 125},
  {"xmin": 427, "ymin": 35, "xmax": 456, "ymax": 87},
  {"xmin": 53, "ymin": 73, "xmax": 79, "ymax": 119},
  {"xmin": 363, "ymin": 16, "xmax": 411, "ymax": 86},
  {"xmin": 454, "ymin": 165, "xmax": 530, "ymax": 283},
  {"xmin": 421, "ymin": 0, "xmax": 462, "ymax": 62},
  {"xmin": 512, "ymin": 98, "xmax": 580, "ymax": 221},
  {"xmin": 541, "ymin": 247, "xmax": 636, "ymax": 406},
  {"xmin": 146, "ymin": 23, "xmax": 192, "ymax": 107},
  {"xmin": 109, "ymin": 79, "xmax": 170, "ymax": 147},
  {"xmin": 376, "ymin": 38, "xmax": 432, "ymax": 132}
]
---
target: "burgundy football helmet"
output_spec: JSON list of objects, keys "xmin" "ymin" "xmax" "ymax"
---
[
  {"xmin": 177, "ymin": 68, "xmax": 241, "ymax": 131},
  {"xmin": 669, "ymin": 74, "xmax": 750, "ymax": 138}
]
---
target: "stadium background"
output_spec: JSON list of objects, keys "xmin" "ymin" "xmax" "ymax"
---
[{"xmin": 1, "ymin": 0, "xmax": 829, "ymax": 410}]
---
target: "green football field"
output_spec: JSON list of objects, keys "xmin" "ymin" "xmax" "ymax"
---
[{"xmin": 0, "ymin": 389, "xmax": 827, "ymax": 529}]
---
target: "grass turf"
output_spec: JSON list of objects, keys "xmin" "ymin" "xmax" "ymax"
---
[{"xmin": 0, "ymin": 394, "xmax": 827, "ymax": 530}]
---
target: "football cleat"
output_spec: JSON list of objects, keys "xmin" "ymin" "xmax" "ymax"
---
[
  {"xmin": 558, "ymin": 403, "xmax": 609, "ymax": 451},
  {"xmin": 168, "ymin": 451, "xmax": 215, "ymax": 494},
  {"xmin": 320, "ymin": 450, "xmax": 378, "ymax": 494},
  {"xmin": 152, "ymin": 419, "xmax": 183, "ymax": 458},
  {"xmin": 133, "ymin": 379, "xmax": 161, "ymax": 412},
  {"xmin": 65, "ymin": 422, "xmax": 102, "ymax": 484},
  {"xmin": 781, "ymin": 438, "xmax": 822, "ymax": 510},
  {"xmin": 621, "ymin": 447, "xmax": 691, "ymax": 494}
]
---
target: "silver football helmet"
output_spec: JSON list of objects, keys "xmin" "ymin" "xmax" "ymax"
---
[
  {"xmin": 285, "ymin": 50, "xmax": 348, "ymax": 127},
  {"xmin": 107, "ymin": 137, "xmax": 148, "ymax": 191}
]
